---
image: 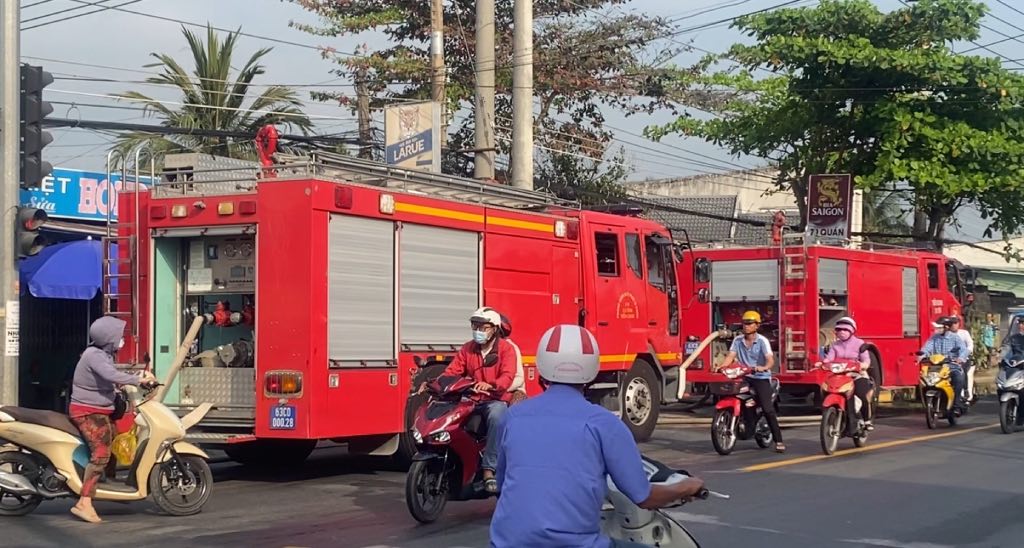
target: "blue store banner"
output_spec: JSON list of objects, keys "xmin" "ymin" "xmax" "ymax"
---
[{"xmin": 19, "ymin": 168, "xmax": 151, "ymax": 222}]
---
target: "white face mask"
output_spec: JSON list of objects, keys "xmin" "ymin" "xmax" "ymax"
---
[{"xmin": 118, "ymin": 338, "xmax": 125, "ymax": 349}]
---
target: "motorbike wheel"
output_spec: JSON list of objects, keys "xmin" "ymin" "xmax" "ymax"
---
[
  {"xmin": 406, "ymin": 459, "xmax": 449, "ymax": 524},
  {"xmin": 819, "ymin": 407, "xmax": 842, "ymax": 456},
  {"xmin": 711, "ymin": 409, "xmax": 737, "ymax": 456},
  {"xmin": 924, "ymin": 395, "xmax": 938, "ymax": 430},
  {"xmin": 148, "ymin": 455, "xmax": 213, "ymax": 516},
  {"xmin": 0, "ymin": 452, "xmax": 42, "ymax": 517},
  {"xmin": 1000, "ymin": 399, "xmax": 1017, "ymax": 434},
  {"xmin": 753, "ymin": 415, "xmax": 773, "ymax": 448}
]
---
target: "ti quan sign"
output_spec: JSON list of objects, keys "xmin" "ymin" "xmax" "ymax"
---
[{"xmin": 806, "ymin": 174, "xmax": 853, "ymax": 243}]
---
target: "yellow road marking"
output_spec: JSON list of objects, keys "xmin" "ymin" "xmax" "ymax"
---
[{"xmin": 741, "ymin": 423, "xmax": 997, "ymax": 472}]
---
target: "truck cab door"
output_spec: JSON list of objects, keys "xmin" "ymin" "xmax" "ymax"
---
[
  {"xmin": 642, "ymin": 231, "xmax": 679, "ymax": 356},
  {"xmin": 587, "ymin": 223, "xmax": 643, "ymax": 355}
]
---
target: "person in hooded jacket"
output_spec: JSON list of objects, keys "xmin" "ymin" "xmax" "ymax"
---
[
  {"xmin": 822, "ymin": 317, "xmax": 875, "ymax": 434},
  {"xmin": 68, "ymin": 316, "xmax": 156, "ymax": 524}
]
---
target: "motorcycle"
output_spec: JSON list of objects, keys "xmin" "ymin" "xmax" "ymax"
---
[
  {"xmin": 816, "ymin": 360, "xmax": 870, "ymax": 455},
  {"xmin": 918, "ymin": 353, "xmax": 964, "ymax": 429},
  {"xmin": 405, "ymin": 375, "xmax": 496, "ymax": 523},
  {"xmin": 709, "ymin": 365, "xmax": 778, "ymax": 455},
  {"xmin": 601, "ymin": 455, "xmax": 728, "ymax": 548},
  {"xmin": 0, "ymin": 382, "xmax": 213, "ymax": 517},
  {"xmin": 996, "ymin": 358, "xmax": 1024, "ymax": 434}
]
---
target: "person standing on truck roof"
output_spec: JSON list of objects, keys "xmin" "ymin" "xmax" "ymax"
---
[
  {"xmin": 716, "ymin": 310, "xmax": 785, "ymax": 453},
  {"xmin": 489, "ymin": 324, "xmax": 705, "ymax": 548},
  {"xmin": 441, "ymin": 307, "xmax": 517, "ymax": 494},
  {"xmin": 951, "ymin": 316, "xmax": 976, "ymax": 404},
  {"xmin": 920, "ymin": 316, "xmax": 967, "ymax": 410},
  {"xmin": 822, "ymin": 317, "xmax": 875, "ymax": 433}
]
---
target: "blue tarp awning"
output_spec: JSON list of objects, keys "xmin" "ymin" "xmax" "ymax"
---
[{"xmin": 18, "ymin": 239, "xmax": 115, "ymax": 301}]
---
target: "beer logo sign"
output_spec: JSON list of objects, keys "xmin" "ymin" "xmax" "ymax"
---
[{"xmin": 806, "ymin": 174, "xmax": 853, "ymax": 243}]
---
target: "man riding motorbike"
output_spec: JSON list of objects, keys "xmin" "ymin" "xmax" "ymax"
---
[
  {"xmin": 716, "ymin": 310, "xmax": 785, "ymax": 452},
  {"xmin": 952, "ymin": 315, "xmax": 976, "ymax": 404},
  {"xmin": 821, "ymin": 316, "xmax": 875, "ymax": 433},
  {"xmin": 1000, "ymin": 313, "xmax": 1024, "ymax": 362},
  {"xmin": 489, "ymin": 324, "xmax": 705, "ymax": 548},
  {"xmin": 920, "ymin": 316, "xmax": 967, "ymax": 410},
  {"xmin": 440, "ymin": 307, "xmax": 517, "ymax": 493}
]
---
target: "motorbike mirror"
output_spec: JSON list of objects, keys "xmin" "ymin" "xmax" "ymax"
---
[{"xmin": 413, "ymin": 355, "xmax": 424, "ymax": 368}]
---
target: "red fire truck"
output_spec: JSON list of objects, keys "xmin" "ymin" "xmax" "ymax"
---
[
  {"xmin": 107, "ymin": 149, "xmax": 685, "ymax": 465},
  {"xmin": 677, "ymin": 232, "xmax": 971, "ymax": 402}
]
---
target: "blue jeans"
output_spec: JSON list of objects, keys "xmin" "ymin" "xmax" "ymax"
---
[
  {"xmin": 477, "ymin": 400, "xmax": 507, "ymax": 472},
  {"xmin": 949, "ymin": 366, "xmax": 966, "ymax": 408}
]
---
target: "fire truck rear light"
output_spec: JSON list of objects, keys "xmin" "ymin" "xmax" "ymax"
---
[
  {"xmin": 171, "ymin": 205, "xmax": 188, "ymax": 218},
  {"xmin": 379, "ymin": 194, "xmax": 395, "ymax": 214},
  {"xmin": 150, "ymin": 205, "xmax": 167, "ymax": 219},
  {"xmin": 239, "ymin": 200, "xmax": 257, "ymax": 215},
  {"xmin": 335, "ymin": 187, "xmax": 354, "ymax": 209},
  {"xmin": 554, "ymin": 220, "xmax": 567, "ymax": 238},
  {"xmin": 264, "ymin": 371, "xmax": 303, "ymax": 397},
  {"xmin": 566, "ymin": 221, "xmax": 579, "ymax": 240},
  {"xmin": 217, "ymin": 202, "xmax": 235, "ymax": 215}
]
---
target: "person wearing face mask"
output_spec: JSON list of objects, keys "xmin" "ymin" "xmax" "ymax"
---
[
  {"xmin": 441, "ymin": 307, "xmax": 517, "ymax": 493},
  {"xmin": 822, "ymin": 317, "xmax": 874, "ymax": 433},
  {"xmin": 68, "ymin": 316, "xmax": 157, "ymax": 523}
]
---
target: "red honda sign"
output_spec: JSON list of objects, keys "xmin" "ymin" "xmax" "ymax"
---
[{"xmin": 806, "ymin": 174, "xmax": 853, "ymax": 242}]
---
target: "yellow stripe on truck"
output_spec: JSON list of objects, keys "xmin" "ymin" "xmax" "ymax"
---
[
  {"xmin": 394, "ymin": 202, "xmax": 485, "ymax": 223},
  {"xmin": 488, "ymin": 216, "xmax": 553, "ymax": 234}
]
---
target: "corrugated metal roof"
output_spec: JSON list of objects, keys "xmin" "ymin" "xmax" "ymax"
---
[{"xmin": 641, "ymin": 196, "xmax": 737, "ymax": 243}]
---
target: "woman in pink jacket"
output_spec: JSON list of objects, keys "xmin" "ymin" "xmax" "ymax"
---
[{"xmin": 823, "ymin": 317, "xmax": 875, "ymax": 433}]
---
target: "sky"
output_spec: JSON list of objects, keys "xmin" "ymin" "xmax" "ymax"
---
[{"xmin": 17, "ymin": 0, "xmax": 1024, "ymax": 239}]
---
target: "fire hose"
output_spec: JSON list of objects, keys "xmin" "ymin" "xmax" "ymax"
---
[
  {"xmin": 153, "ymin": 315, "xmax": 206, "ymax": 403},
  {"xmin": 676, "ymin": 328, "xmax": 733, "ymax": 401}
]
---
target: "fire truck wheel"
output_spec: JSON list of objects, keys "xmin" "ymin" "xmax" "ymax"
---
[
  {"xmin": 868, "ymin": 351, "xmax": 882, "ymax": 415},
  {"xmin": 224, "ymin": 439, "xmax": 316, "ymax": 467},
  {"xmin": 621, "ymin": 360, "xmax": 660, "ymax": 442}
]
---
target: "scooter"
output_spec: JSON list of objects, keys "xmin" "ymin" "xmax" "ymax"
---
[
  {"xmin": 709, "ymin": 365, "xmax": 777, "ymax": 455},
  {"xmin": 816, "ymin": 360, "xmax": 870, "ymax": 455},
  {"xmin": 405, "ymin": 375, "xmax": 495, "ymax": 524},
  {"xmin": 601, "ymin": 455, "xmax": 728, "ymax": 548},
  {"xmin": 919, "ymin": 353, "xmax": 964, "ymax": 429},
  {"xmin": 996, "ymin": 358, "xmax": 1024, "ymax": 434},
  {"xmin": 0, "ymin": 381, "xmax": 213, "ymax": 517}
]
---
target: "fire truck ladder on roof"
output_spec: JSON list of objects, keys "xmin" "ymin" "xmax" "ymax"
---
[
  {"xmin": 780, "ymin": 231, "xmax": 808, "ymax": 363},
  {"xmin": 101, "ymin": 146, "xmax": 154, "ymax": 365},
  {"xmin": 273, "ymin": 150, "xmax": 578, "ymax": 210}
]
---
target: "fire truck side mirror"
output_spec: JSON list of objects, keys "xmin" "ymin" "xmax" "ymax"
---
[{"xmin": 694, "ymin": 259, "xmax": 710, "ymax": 283}]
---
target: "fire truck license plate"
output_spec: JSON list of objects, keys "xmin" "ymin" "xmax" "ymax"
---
[
  {"xmin": 685, "ymin": 342, "xmax": 699, "ymax": 355},
  {"xmin": 270, "ymin": 406, "xmax": 296, "ymax": 430}
]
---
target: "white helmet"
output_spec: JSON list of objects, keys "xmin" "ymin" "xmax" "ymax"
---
[
  {"xmin": 470, "ymin": 307, "xmax": 501, "ymax": 327},
  {"xmin": 536, "ymin": 324, "xmax": 600, "ymax": 384},
  {"xmin": 835, "ymin": 316, "xmax": 857, "ymax": 333}
]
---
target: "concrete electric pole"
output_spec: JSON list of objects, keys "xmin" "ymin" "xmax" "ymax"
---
[
  {"xmin": 431, "ymin": 0, "xmax": 447, "ymax": 148},
  {"xmin": 474, "ymin": 0, "xmax": 496, "ymax": 181},
  {"xmin": 0, "ymin": 2, "xmax": 20, "ymax": 405},
  {"xmin": 511, "ymin": 0, "xmax": 533, "ymax": 189}
]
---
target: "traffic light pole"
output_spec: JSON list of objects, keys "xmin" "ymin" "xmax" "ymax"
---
[{"xmin": 0, "ymin": 3, "xmax": 19, "ymax": 406}]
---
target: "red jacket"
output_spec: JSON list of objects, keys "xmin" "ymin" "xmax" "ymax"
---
[{"xmin": 443, "ymin": 338, "xmax": 517, "ymax": 403}]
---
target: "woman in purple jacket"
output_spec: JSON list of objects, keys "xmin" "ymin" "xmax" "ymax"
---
[
  {"xmin": 68, "ymin": 316, "xmax": 156, "ymax": 523},
  {"xmin": 823, "ymin": 317, "xmax": 875, "ymax": 433}
]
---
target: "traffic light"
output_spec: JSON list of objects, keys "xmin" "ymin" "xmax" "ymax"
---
[
  {"xmin": 19, "ymin": 64, "xmax": 54, "ymax": 189},
  {"xmin": 16, "ymin": 207, "xmax": 48, "ymax": 258}
]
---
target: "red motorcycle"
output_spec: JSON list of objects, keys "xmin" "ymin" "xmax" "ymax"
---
[
  {"xmin": 709, "ymin": 365, "xmax": 778, "ymax": 455},
  {"xmin": 405, "ymin": 375, "xmax": 496, "ymax": 523},
  {"xmin": 818, "ymin": 360, "xmax": 870, "ymax": 455}
]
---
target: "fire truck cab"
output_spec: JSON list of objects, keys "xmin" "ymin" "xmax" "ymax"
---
[{"xmin": 109, "ymin": 150, "xmax": 685, "ymax": 465}]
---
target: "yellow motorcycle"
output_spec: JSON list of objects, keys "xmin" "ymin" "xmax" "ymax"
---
[{"xmin": 919, "ymin": 354, "xmax": 964, "ymax": 429}]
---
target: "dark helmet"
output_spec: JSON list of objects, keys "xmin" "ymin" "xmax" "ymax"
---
[
  {"xmin": 498, "ymin": 313, "xmax": 512, "ymax": 338},
  {"xmin": 933, "ymin": 316, "xmax": 956, "ymax": 328}
]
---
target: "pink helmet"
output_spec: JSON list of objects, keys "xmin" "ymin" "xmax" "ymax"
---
[
  {"xmin": 536, "ymin": 325, "xmax": 600, "ymax": 384},
  {"xmin": 835, "ymin": 316, "xmax": 857, "ymax": 333}
]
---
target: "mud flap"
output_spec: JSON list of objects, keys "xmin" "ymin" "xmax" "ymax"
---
[{"xmin": 348, "ymin": 434, "xmax": 399, "ymax": 456}]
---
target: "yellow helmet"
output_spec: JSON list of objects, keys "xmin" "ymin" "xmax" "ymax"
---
[{"xmin": 742, "ymin": 310, "xmax": 762, "ymax": 323}]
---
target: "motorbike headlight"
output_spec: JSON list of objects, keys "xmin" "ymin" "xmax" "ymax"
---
[
  {"xmin": 926, "ymin": 372, "xmax": 941, "ymax": 385},
  {"xmin": 831, "ymin": 363, "xmax": 846, "ymax": 374},
  {"xmin": 432, "ymin": 431, "xmax": 451, "ymax": 443},
  {"xmin": 412, "ymin": 429, "xmax": 423, "ymax": 444}
]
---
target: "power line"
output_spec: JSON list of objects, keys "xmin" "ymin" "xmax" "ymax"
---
[
  {"xmin": 21, "ymin": 0, "xmax": 58, "ymax": 9},
  {"xmin": 22, "ymin": 0, "xmax": 114, "ymax": 23},
  {"xmin": 22, "ymin": 0, "xmax": 144, "ymax": 31}
]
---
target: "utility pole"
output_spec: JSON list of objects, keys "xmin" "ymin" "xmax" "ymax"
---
[
  {"xmin": 0, "ymin": 2, "xmax": 20, "ymax": 406},
  {"xmin": 354, "ymin": 63, "xmax": 372, "ymax": 160},
  {"xmin": 431, "ymin": 0, "xmax": 446, "ymax": 148},
  {"xmin": 511, "ymin": 0, "xmax": 533, "ymax": 189},
  {"xmin": 474, "ymin": 0, "xmax": 496, "ymax": 180}
]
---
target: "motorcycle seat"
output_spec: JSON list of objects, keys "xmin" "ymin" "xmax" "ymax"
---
[{"xmin": 0, "ymin": 406, "xmax": 81, "ymax": 438}]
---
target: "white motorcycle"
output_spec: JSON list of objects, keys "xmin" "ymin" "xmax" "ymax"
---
[{"xmin": 601, "ymin": 455, "xmax": 728, "ymax": 547}]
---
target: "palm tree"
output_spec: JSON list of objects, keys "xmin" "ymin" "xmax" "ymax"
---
[
  {"xmin": 862, "ymin": 189, "xmax": 911, "ymax": 241},
  {"xmin": 115, "ymin": 25, "xmax": 312, "ymax": 161}
]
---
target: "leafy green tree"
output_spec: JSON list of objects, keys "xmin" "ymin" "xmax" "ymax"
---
[
  {"xmin": 288, "ymin": 0, "xmax": 682, "ymax": 201},
  {"xmin": 648, "ymin": 0, "xmax": 1024, "ymax": 245},
  {"xmin": 116, "ymin": 25, "xmax": 312, "ymax": 160}
]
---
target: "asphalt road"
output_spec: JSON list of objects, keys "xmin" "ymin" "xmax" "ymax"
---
[{"xmin": 4, "ymin": 398, "xmax": 1022, "ymax": 548}]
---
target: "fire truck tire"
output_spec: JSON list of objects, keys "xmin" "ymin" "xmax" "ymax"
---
[
  {"xmin": 868, "ymin": 351, "xmax": 882, "ymax": 416},
  {"xmin": 224, "ymin": 439, "xmax": 316, "ymax": 467},
  {"xmin": 395, "ymin": 363, "xmax": 448, "ymax": 469},
  {"xmin": 621, "ymin": 360, "xmax": 660, "ymax": 442}
]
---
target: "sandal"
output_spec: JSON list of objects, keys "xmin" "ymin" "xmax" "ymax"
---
[
  {"xmin": 774, "ymin": 443, "xmax": 786, "ymax": 453},
  {"xmin": 483, "ymin": 478, "xmax": 499, "ymax": 494},
  {"xmin": 71, "ymin": 506, "xmax": 102, "ymax": 524}
]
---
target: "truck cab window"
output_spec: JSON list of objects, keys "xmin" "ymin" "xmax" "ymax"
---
[
  {"xmin": 945, "ymin": 262, "xmax": 963, "ymax": 299},
  {"xmin": 645, "ymin": 235, "xmax": 667, "ymax": 291},
  {"xmin": 625, "ymin": 233, "xmax": 643, "ymax": 279},
  {"xmin": 927, "ymin": 263, "xmax": 939, "ymax": 289},
  {"xmin": 595, "ymin": 233, "xmax": 620, "ymax": 276}
]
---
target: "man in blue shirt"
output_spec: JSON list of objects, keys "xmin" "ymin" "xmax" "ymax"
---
[
  {"xmin": 921, "ymin": 315, "xmax": 966, "ymax": 409},
  {"xmin": 490, "ymin": 324, "xmax": 704, "ymax": 548},
  {"xmin": 716, "ymin": 310, "xmax": 785, "ymax": 452}
]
